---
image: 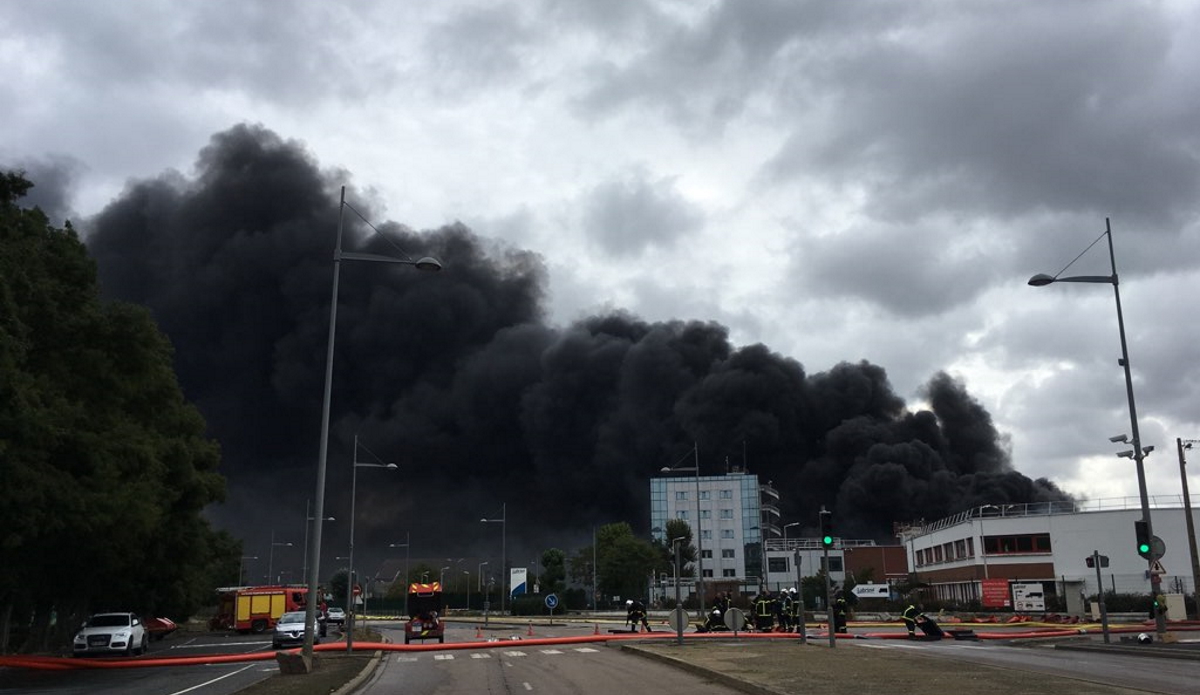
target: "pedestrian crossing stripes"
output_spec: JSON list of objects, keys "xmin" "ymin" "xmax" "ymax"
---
[{"xmin": 394, "ymin": 647, "xmax": 602, "ymax": 664}]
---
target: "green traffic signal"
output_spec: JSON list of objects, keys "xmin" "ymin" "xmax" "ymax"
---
[{"xmin": 821, "ymin": 535, "xmax": 833, "ymax": 546}]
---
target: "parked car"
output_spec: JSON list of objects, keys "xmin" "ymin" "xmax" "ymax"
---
[
  {"xmin": 72, "ymin": 612, "xmax": 148, "ymax": 657},
  {"xmin": 272, "ymin": 611, "xmax": 322, "ymax": 649},
  {"xmin": 326, "ymin": 607, "xmax": 346, "ymax": 627}
]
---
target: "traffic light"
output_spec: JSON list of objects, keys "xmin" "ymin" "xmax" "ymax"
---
[
  {"xmin": 819, "ymin": 510, "xmax": 834, "ymax": 549},
  {"xmin": 1134, "ymin": 520, "xmax": 1152, "ymax": 559}
]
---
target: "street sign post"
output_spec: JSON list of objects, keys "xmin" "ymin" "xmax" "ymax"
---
[{"xmin": 1089, "ymin": 550, "xmax": 1111, "ymax": 644}]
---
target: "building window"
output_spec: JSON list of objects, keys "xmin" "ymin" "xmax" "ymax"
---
[
  {"xmin": 702, "ymin": 530, "xmax": 712, "ymax": 540},
  {"xmin": 984, "ymin": 533, "xmax": 1052, "ymax": 555},
  {"xmin": 676, "ymin": 491, "xmax": 688, "ymax": 501},
  {"xmin": 933, "ymin": 546, "xmax": 943, "ymax": 563},
  {"xmin": 966, "ymin": 537, "xmax": 974, "ymax": 557},
  {"xmin": 701, "ymin": 549, "xmax": 712, "ymax": 559},
  {"xmin": 768, "ymin": 557, "xmax": 789, "ymax": 573},
  {"xmin": 723, "ymin": 569, "xmax": 737, "ymax": 577},
  {"xmin": 677, "ymin": 511, "xmax": 688, "ymax": 521},
  {"xmin": 720, "ymin": 489, "xmax": 733, "ymax": 499},
  {"xmin": 720, "ymin": 529, "xmax": 734, "ymax": 539},
  {"xmin": 820, "ymin": 556, "xmax": 844, "ymax": 573},
  {"xmin": 955, "ymin": 539, "xmax": 967, "ymax": 559},
  {"xmin": 700, "ymin": 490, "xmax": 711, "ymax": 500},
  {"xmin": 701, "ymin": 510, "xmax": 711, "ymax": 519},
  {"xmin": 703, "ymin": 569, "xmax": 713, "ymax": 578},
  {"xmin": 721, "ymin": 549, "xmax": 736, "ymax": 559},
  {"xmin": 720, "ymin": 509, "xmax": 733, "ymax": 519}
]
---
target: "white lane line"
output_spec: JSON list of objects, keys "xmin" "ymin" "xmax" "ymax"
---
[
  {"xmin": 539, "ymin": 649, "xmax": 563, "ymax": 654},
  {"xmin": 166, "ymin": 663, "xmax": 258, "ymax": 695},
  {"xmin": 503, "ymin": 651, "xmax": 527, "ymax": 657},
  {"xmin": 395, "ymin": 656, "xmax": 419, "ymax": 662},
  {"xmin": 434, "ymin": 654, "xmax": 455, "ymax": 660},
  {"xmin": 573, "ymin": 647, "xmax": 599, "ymax": 653},
  {"xmin": 523, "ymin": 683, "xmax": 533, "ymax": 690},
  {"xmin": 471, "ymin": 653, "xmax": 492, "ymax": 659}
]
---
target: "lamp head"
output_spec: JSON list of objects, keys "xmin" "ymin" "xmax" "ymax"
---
[
  {"xmin": 1028, "ymin": 273, "xmax": 1056, "ymax": 287},
  {"xmin": 414, "ymin": 256, "xmax": 443, "ymax": 272},
  {"xmin": 385, "ymin": 463, "xmax": 399, "ymax": 470},
  {"xmin": 1109, "ymin": 434, "xmax": 1128, "ymax": 443}
]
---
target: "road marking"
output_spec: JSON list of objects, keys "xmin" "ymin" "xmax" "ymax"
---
[
  {"xmin": 539, "ymin": 649, "xmax": 563, "ymax": 654},
  {"xmin": 471, "ymin": 653, "xmax": 492, "ymax": 659},
  {"xmin": 523, "ymin": 683, "xmax": 533, "ymax": 690},
  {"xmin": 166, "ymin": 663, "xmax": 258, "ymax": 695},
  {"xmin": 503, "ymin": 651, "xmax": 527, "ymax": 657},
  {"xmin": 395, "ymin": 656, "xmax": 419, "ymax": 662},
  {"xmin": 574, "ymin": 647, "xmax": 599, "ymax": 653},
  {"xmin": 434, "ymin": 654, "xmax": 455, "ymax": 660}
]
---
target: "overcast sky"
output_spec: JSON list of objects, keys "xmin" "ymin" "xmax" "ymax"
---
[{"xmin": 4, "ymin": 0, "xmax": 1199, "ymax": 509}]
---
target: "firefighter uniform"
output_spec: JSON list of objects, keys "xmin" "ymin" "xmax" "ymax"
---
[
  {"xmin": 754, "ymin": 592, "xmax": 774, "ymax": 632},
  {"xmin": 833, "ymin": 591, "xmax": 848, "ymax": 633},
  {"xmin": 902, "ymin": 603, "xmax": 919, "ymax": 638}
]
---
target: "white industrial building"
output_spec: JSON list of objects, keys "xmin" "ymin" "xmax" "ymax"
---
[{"xmin": 900, "ymin": 499, "xmax": 1199, "ymax": 614}]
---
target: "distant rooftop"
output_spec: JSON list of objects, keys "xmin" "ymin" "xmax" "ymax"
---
[{"xmin": 896, "ymin": 495, "xmax": 1192, "ymax": 537}]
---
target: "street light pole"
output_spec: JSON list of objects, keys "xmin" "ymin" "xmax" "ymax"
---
[
  {"xmin": 782, "ymin": 522, "xmax": 800, "ymax": 594},
  {"xmin": 390, "ymin": 535, "xmax": 411, "ymax": 617},
  {"xmin": 480, "ymin": 504, "xmax": 507, "ymax": 613},
  {"xmin": 1029, "ymin": 218, "xmax": 1164, "ymax": 638},
  {"xmin": 303, "ymin": 185, "xmax": 442, "ymax": 663},
  {"xmin": 268, "ymin": 531, "xmax": 292, "ymax": 585},
  {"xmin": 347, "ymin": 435, "xmax": 398, "ymax": 652},
  {"xmin": 238, "ymin": 556, "xmax": 258, "ymax": 586},
  {"xmin": 302, "ymin": 499, "xmax": 335, "ymax": 583},
  {"xmin": 660, "ymin": 442, "xmax": 704, "ymax": 616},
  {"xmin": 1178, "ymin": 439, "xmax": 1200, "ymax": 619}
]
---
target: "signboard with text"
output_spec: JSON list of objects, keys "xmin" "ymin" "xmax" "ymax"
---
[
  {"xmin": 980, "ymin": 578, "xmax": 1011, "ymax": 609},
  {"xmin": 510, "ymin": 567, "xmax": 528, "ymax": 597},
  {"xmin": 1012, "ymin": 582, "xmax": 1045, "ymax": 612}
]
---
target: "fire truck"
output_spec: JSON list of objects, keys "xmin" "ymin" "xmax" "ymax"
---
[
  {"xmin": 211, "ymin": 585, "xmax": 318, "ymax": 634},
  {"xmin": 404, "ymin": 582, "xmax": 444, "ymax": 644}
]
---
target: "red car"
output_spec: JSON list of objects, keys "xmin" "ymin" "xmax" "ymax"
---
[{"xmin": 404, "ymin": 582, "xmax": 444, "ymax": 644}]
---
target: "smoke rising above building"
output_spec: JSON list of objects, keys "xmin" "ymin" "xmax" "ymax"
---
[{"xmin": 82, "ymin": 124, "xmax": 1068, "ymax": 564}]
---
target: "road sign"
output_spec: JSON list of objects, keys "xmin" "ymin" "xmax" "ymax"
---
[
  {"xmin": 1150, "ymin": 559, "xmax": 1167, "ymax": 576},
  {"xmin": 1150, "ymin": 536, "xmax": 1166, "ymax": 561},
  {"xmin": 667, "ymin": 607, "xmax": 689, "ymax": 633},
  {"xmin": 724, "ymin": 607, "xmax": 746, "ymax": 632},
  {"xmin": 544, "ymin": 593, "xmax": 559, "ymax": 609}
]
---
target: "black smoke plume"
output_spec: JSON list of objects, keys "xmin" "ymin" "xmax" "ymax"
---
[{"xmin": 80, "ymin": 124, "xmax": 1068, "ymax": 572}]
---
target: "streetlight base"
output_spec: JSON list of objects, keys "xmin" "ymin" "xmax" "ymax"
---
[{"xmin": 275, "ymin": 650, "xmax": 317, "ymax": 675}]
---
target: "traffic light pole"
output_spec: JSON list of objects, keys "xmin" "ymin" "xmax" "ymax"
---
[
  {"xmin": 1092, "ymin": 550, "xmax": 1111, "ymax": 644},
  {"xmin": 820, "ymin": 507, "xmax": 835, "ymax": 648}
]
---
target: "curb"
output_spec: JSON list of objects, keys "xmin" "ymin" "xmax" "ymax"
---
[
  {"xmin": 1053, "ymin": 642, "xmax": 1200, "ymax": 662},
  {"xmin": 331, "ymin": 649, "xmax": 384, "ymax": 695},
  {"xmin": 616, "ymin": 643, "xmax": 785, "ymax": 695}
]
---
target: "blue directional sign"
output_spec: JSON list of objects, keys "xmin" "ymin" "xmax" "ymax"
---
[{"xmin": 545, "ymin": 593, "xmax": 559, "ymax": 609}]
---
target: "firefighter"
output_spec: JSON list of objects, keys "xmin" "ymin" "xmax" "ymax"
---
[
  {"xmin": 625, "ymin": 598, "xmax": 651, "ymax": 632},
  {"xmin": 789, "ymin": 587, "xmax": 804, "ymax": 634},
  {"xmin": 754, "ymin": 591, "xmax": 775, "ymax": 632},
  {"xmin": 715, "ymin": 591, "xmax": 732, "ymax": 615},
  {"xmin": 902, "ymin": 601, "xmax": 921, "ymax": 638},
  {"xmin": 778, "ymin": 589, "xmax": 793, "ymax": 632},
  {"xmin": 833, "ymin": 590, "xmax": 848, "ymax": 633}
]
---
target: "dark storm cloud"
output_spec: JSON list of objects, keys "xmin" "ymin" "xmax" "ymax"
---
[
  {"xmin": 582, "ymin": 169, "xmax": 703, "ymax": 257},
  {"xmin": 80, "ymin": 124, "xmax": 1067, "ymax": 565}
]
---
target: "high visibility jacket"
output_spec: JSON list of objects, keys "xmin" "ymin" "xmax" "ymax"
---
[
  {"xmin": 755, "ymin": 598, "xmax": 772, "ymax": 617},
  {"xmin": 902, "ymin": 604, "xmax": 918, "ymax": 623}
]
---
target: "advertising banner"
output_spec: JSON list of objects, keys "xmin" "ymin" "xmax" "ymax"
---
[
  {"xmin": 980, "ymin": 578, "xmax": 1011, "ymax": 609},
  {"xmin": 510, "ymin": 567, "xmax": 528, "ymax": 597}
]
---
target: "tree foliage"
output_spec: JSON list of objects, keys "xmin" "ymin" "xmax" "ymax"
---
[
  {"xmin": 565, "ymin": 523, "xmax": 664, "ymax": 606},
  {"xmin": 0, "ymin": 172, "xmax": 227, "ymax": 651}
]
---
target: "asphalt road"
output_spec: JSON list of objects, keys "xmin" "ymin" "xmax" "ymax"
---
[
  {"xmin": 0, "ymin": 631, "xmax": 281, "ymax": 695},
  {"xmin": 361, "ymin": 622, "xmax": 746, "ymax": 695}
]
